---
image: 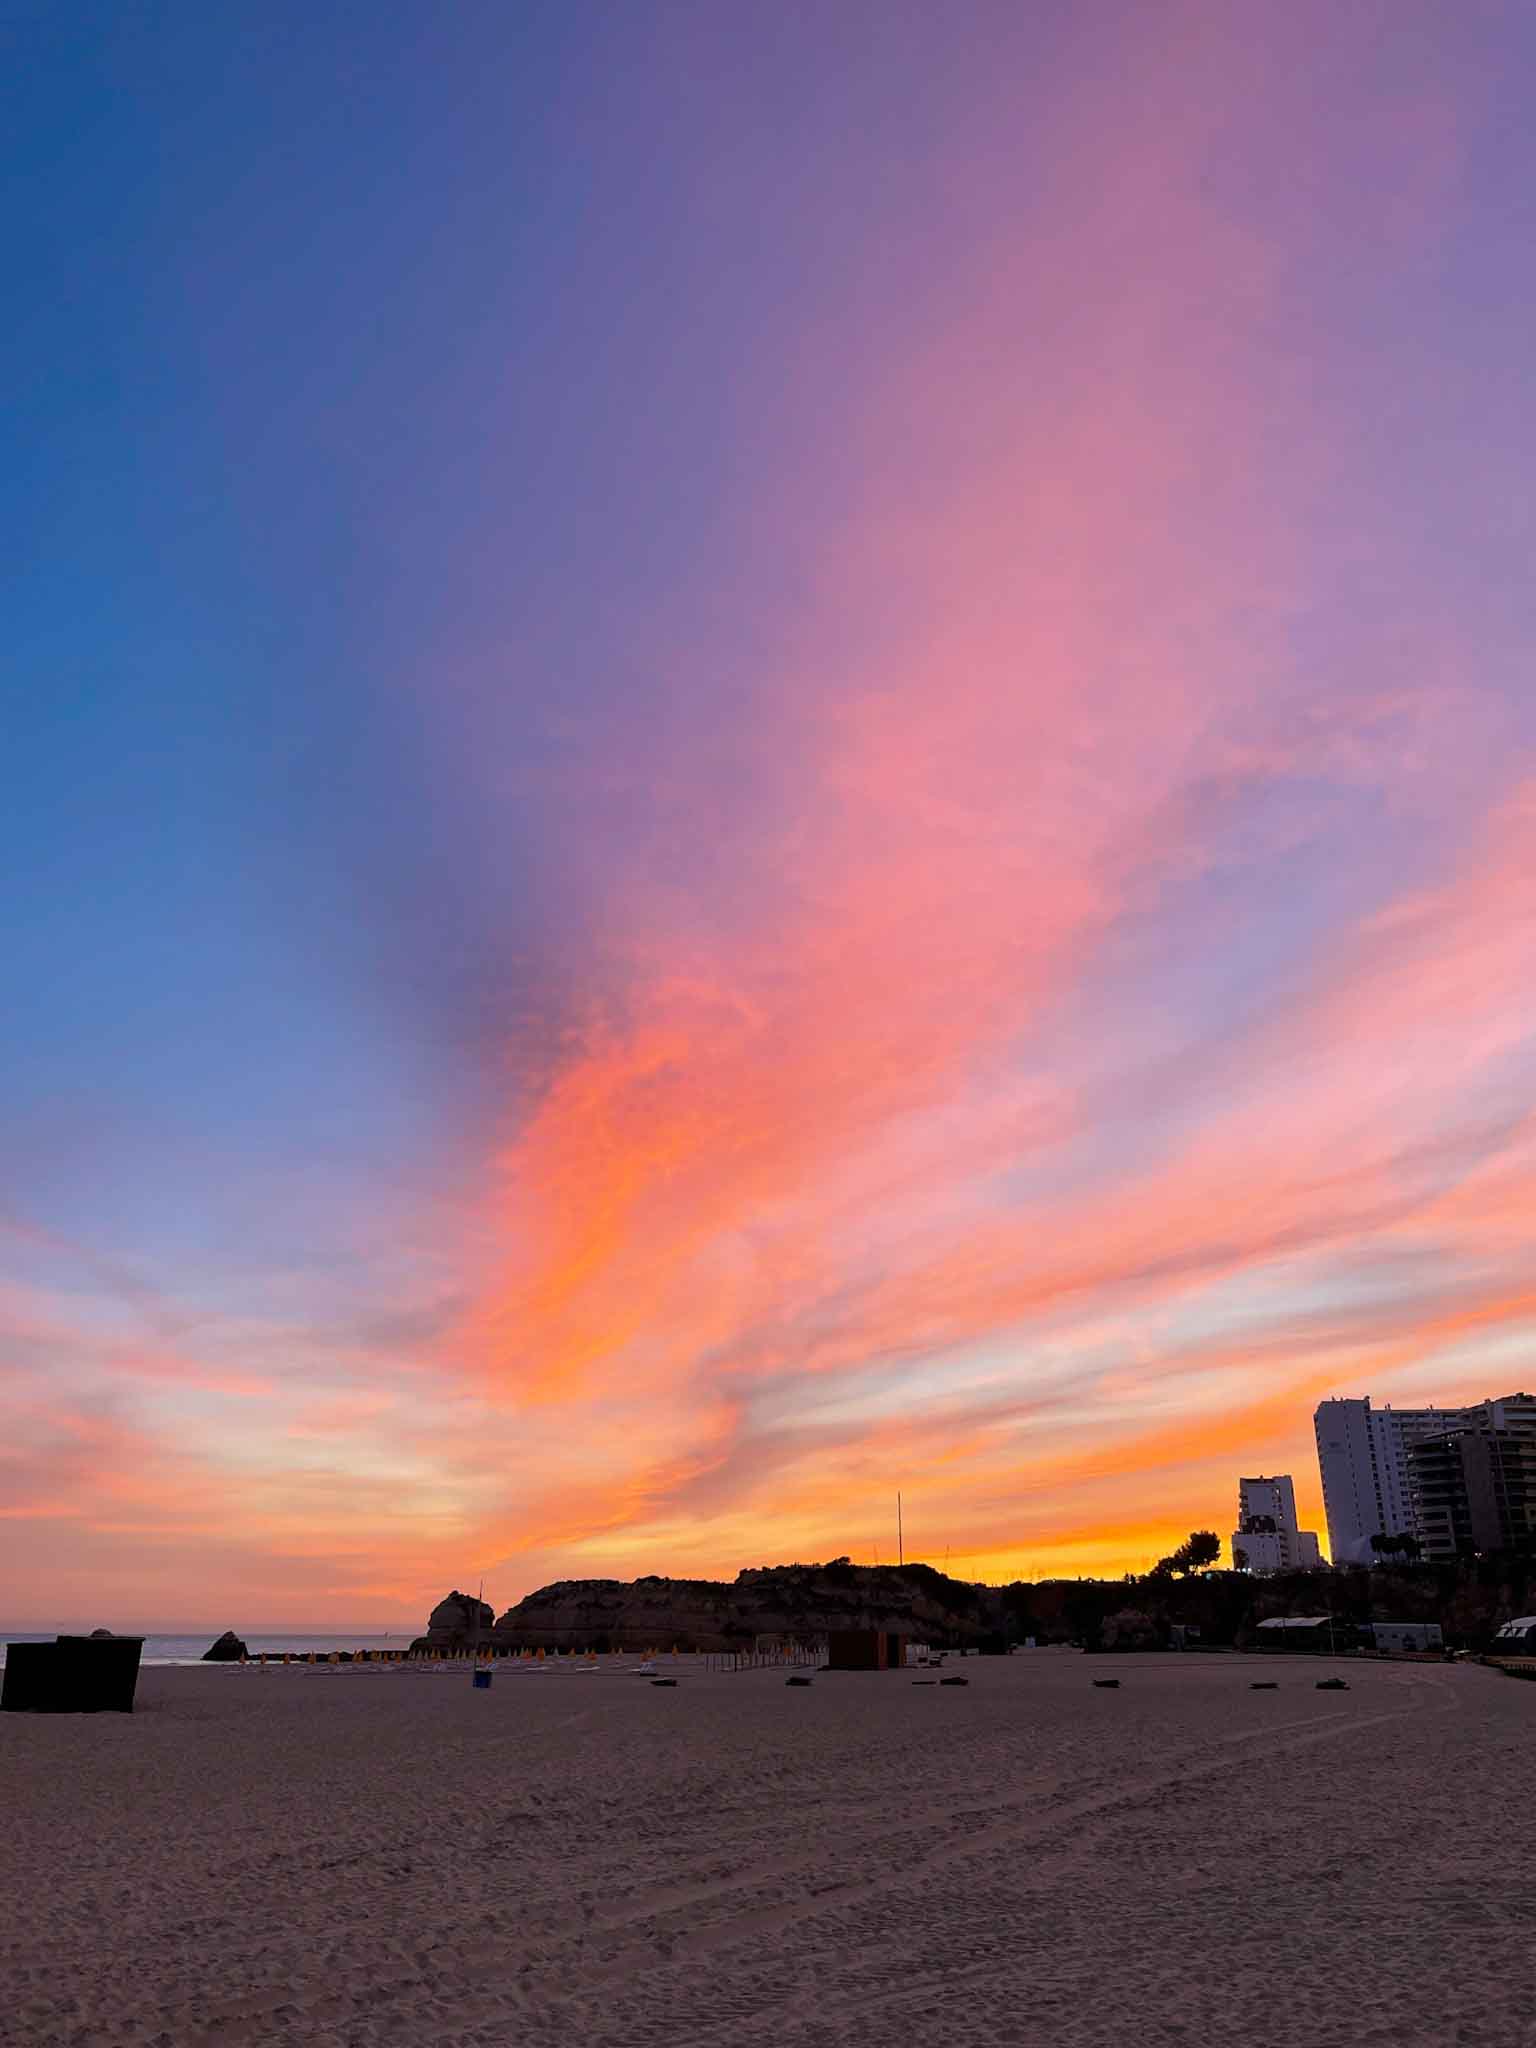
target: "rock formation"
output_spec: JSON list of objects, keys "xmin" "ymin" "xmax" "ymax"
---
[
  {"xmin": 415, "ymin": 1590, "xmax": 496, "ymax": 1651},
  {"xmin": 201, "ymin": 1630, "xmax": 249, "ymax": 1662},
  {"xmin": 413, "ymin": 1552, "xmax": 1536, "ymax": 1659},
  {"xmin": 487, "ymin": 1559, "xmax": 991, "ymax": 1652}
]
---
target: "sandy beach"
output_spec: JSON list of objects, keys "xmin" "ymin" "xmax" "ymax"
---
[{"xmin": 2, "ymin": 1652, "xmax": 1531, "ymax": 2048}]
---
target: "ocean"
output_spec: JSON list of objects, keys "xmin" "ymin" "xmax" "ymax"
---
[{"xmin": 0, "ymin": 1632, "xmax": 416, "ymax": 1667}]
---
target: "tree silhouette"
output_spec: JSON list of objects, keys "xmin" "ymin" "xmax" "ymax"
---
[{"xmin": 1152, "ymin": 1529, "xmax": 1223, "ymax": 1577}]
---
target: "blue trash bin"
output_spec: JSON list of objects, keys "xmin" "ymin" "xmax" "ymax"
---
[{"xmin": 472, "ymin": 1669, "xmax": 493, "ymax": 1690}]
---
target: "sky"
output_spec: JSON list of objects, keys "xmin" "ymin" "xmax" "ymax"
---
[{"xmin": 5, "ymin": 0, "xmax": 1536, "ymax": 1628}]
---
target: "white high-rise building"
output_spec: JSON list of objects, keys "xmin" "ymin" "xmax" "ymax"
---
[
  {"xmin": 1314, "ymin": 1397, "xmax": 1473, "ymax": 1563},
  {"xmin": 1232, "ymin": 1474, "xmax": 1322, "ymax": 1573}
]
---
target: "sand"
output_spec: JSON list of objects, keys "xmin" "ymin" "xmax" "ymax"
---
[{"xmin": 1, "ymin": 1651, "xmax": 1531, "ymax": 2048}]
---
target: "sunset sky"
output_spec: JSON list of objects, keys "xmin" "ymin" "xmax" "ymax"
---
[{"xmin": 6, "ymin": 2, "xmax": 1536, "ymax": 1628}]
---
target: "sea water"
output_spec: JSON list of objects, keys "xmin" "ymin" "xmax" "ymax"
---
[{"xmin": 0, "ymin": 1632, "xmax": 414, "ymax": 1666}]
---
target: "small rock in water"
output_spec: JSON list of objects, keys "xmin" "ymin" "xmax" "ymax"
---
[{"xmin": 201, "ymin": 1630, "xmax": 249, "ymax": 1663}]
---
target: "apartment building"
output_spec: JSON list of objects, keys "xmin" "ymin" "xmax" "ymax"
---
[
  {"xmin": 1231, "ymin": 1474, "xmax": 1323, "ymax": 1572},
  {"xmin": 1408, "ymin": 1417, "xmax": 1536, "ymax": 1560},
  {"xmin": 1315, "ymin": 1393, "xmax": 1536, "ymax": 1562}
]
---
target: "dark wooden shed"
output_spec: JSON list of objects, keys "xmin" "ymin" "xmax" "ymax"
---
[{"xmin": 826, "ymin": 1629, "xmax": 908, "ymax": 1671}]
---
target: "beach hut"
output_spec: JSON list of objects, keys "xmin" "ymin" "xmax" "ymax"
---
[
  {"xmin": 826, "ymin": 1630, "xmax": 908, "ymax": 1672},
  {"xmin": 1367, "ymin": 1621, "xmax": 1443, "ymax": 1654}
]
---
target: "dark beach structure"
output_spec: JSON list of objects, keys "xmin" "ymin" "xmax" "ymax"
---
[
  {"xmin": 1, "ymin": 1635, "xmax": 145, "ymax": 1714},
  {"xmin": 826, "ymin": 1629, "xmax": 908, "ymax": 1671}
]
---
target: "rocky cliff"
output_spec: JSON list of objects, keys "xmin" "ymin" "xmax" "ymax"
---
[
  {"xmin": 418, "ymin": 1589, "xmax": 496, "ymax": 1649},
  {"xmin": 488, "ymin": 1559, "xmax": 990, "ymax": 1652},
  {"xmin": 413, "ymin": 1552, "xmax": 1536, "ymax": 1656}
]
